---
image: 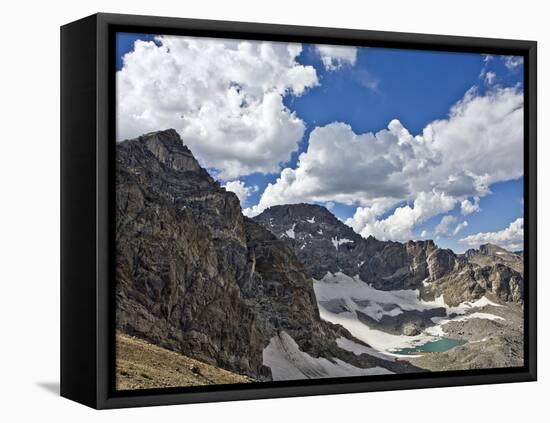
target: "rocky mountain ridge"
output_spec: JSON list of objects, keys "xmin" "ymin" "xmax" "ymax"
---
[{"xmin": 253, "ymin": 203, "xmax": 524, "ymax": 305}]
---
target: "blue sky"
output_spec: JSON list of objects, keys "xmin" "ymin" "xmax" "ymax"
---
[{"xmin": 116, "ymin": 33, "xmax": 524, "ymax": 252}]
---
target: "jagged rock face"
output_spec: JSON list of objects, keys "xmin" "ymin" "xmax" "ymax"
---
[
  {"xmin": 426, "ymin": 249, "xmax": 458, "ymax": 280},
  {"xmin": 430, "ymin": 261, "xmax": 523, "ymax": 306},
  {"xmin": 240, "ymin": 218, "xmax": 327, "ymax": 351},
  {"xmin": 115, "ymin": 130, "xmax": 419, "ymax": 380},
  {"xmin": 253, "ymin": 204, "xmax": 524, "ymax": 305},
  {"xmin": 116, "ymin": 130, "xmax": 266, "ymax": 378},
  {"xmin": 474, "ymin": 263, "xmax": 524, "ymax": 303}
]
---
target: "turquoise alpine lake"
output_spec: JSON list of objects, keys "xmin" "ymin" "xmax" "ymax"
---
[{"xmin": 393, "ymin": 338, "xmax": 467, "ymax": 355}]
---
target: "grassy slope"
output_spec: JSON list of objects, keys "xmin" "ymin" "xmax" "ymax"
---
[{"xmin": 116, "ymin": 333, "xmax": 252, "ymax": 390}]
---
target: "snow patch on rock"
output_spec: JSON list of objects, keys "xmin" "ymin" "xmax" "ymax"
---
[
  {"xmin": 331, "ymin": 237, "xmax": 353, "ymax": 250},
  {"xmin": 263, "ymin": 331, "xmax": 394, "ymax": 380},
  {"xmin": 284, "ymin": 224, "xmax": 296, "ymax": 239}
]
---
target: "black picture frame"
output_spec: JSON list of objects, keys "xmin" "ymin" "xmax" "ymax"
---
[{"xmin": 61, "ymin": 12, "xmax": 537, "ymax": 409}]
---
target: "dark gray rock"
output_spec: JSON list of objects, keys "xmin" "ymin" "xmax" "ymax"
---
[
  {"xmin": 116, "ymin": 130, "xmax": 264, "ymax": 377},
  {"xmin": 402, "ymin": 323, "xmax": 421, "ymax": 337}
]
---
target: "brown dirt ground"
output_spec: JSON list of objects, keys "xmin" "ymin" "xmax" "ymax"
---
[{"xmin": 116, "ymin": 332, "xmax": 252, "ymax": 390}]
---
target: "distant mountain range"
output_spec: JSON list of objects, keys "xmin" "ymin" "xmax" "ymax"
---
[
  {"xmin": 115, "ymin": 129, "xmax": 524, "ymax": 386},
  {"xmin": 253, "ymin": 203, "xmax": 523, "ymax": 305}
]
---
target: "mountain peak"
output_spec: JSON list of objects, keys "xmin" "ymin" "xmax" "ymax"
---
[
  {"xmin": 119, "ymin": 129, "xmax": 203, "ymax": 174},
  {"xmin": 479, "ymin": 243, "xmax": 508, "ymax": 254},
  {"xmin": 405, "ymin": 239, "xmax": 436, "ymax": 248},
  {"xmin": 255, "ymin": 203, "xmax": 358, "ymax": 239},
  {"xmin": 465, "ymin": 243, "xmax": 511, "ymax": 258},
  {"xmin": 259, "ymin": 203, "xmax": 338, "ymax": 221},
  {"xmin": 140, "ymin": 128, "xmax": 191, "ymax": 154}
]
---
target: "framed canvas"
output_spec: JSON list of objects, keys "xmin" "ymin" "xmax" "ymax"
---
[{"xmin": 60, "ymin": 13, "xmax": 537, "ymax": 409}]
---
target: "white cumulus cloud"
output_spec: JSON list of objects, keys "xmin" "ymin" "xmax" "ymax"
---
[
  {"xmin": 419, "ymin": 86, "xmax": 523, "ymax": 187},
  {"xmin": 117, "ymin": 35, "xmax": 319, "ymax": 179},
  {"xmin": 503, "ymin": 56, "xmax": 524, "ymax": 70},
  {"xmin": 484, "ymin": 71, "xmax": 496, "ymax": 85},
  {"xmin": 435, "ymin": 215, "xmax": 457, "ymax": 237},
  {"xmin": 459, "ymin": 218, "xmax": 524, "ymax": 251},
  {"xmin": 453, "ymin": 220, "xmax": 469, "ymax": 236},
  {"xmin": 461, "ymin": 196, "xmax": 481, "ymax": 215},
  {"xmin": 244, "ymin": 119, "xmax": 440, "ymax": 217},
  {"xmin": 315, "ymin": 44, "xmax": 358, "ymax": 70},
  {"xmin": 246, "ymin": 86, "xmax": 523, "ymax": 237},
  {"xmin": 345, "ymin": 192, "xmax": 456, "ymax": 242}
]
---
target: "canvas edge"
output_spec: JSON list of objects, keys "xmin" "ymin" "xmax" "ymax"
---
[{"xmin": 60, "ymin": 14, "xmax": 99, "ymax": 409}]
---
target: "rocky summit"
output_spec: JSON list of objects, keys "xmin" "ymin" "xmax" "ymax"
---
[{"xmin": 115, "ymin": 129, "xmax": 420, "ymax": 383}]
